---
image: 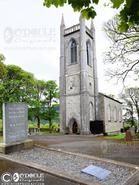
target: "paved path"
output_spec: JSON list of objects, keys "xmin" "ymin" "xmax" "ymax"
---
[{"xmin": 30, "ymin": 134, "xmax": 139, "ymax": 165}]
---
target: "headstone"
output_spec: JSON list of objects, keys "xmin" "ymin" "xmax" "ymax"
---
[
  {"xmin": 3, "ymin": 103, "xmax": 28, "ymax": 145},
  {"xmin": 81, "ymin": 165, "xmax": 111, "ymax": 180},
  {"xmin": 129, "ymin": 127, "xmax": 135, "ymax": 137},
  {"xmin": 125, "ymin": 130, "xmax": 133, "ymax": 141}
]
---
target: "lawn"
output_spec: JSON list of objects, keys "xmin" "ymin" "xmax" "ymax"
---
[
  {"xmin": 98, "ymin": 133, "xmax": 126, "ymax": 141},
  {"xmin": 28, "ymin": 121, "xmax": 59, "ymax": 129},
  {"xmin": 104, "ymin": 133, "xmax": 125, "ymax": 140}
]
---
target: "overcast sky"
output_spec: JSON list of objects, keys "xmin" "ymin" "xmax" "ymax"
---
[{"xmin": 0, "ymin": 0, "xmax": 126, "ymax": 96}]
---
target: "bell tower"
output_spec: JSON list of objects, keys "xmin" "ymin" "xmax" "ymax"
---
[{"xmin": 60, "ymin": 15, "xmax": 98, "ymax": 134}]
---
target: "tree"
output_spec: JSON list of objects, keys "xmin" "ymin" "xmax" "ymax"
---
[
  {"xmin": 2, "ymin": 65, "xmax": 35, "ymax": 103},
  {"xmin": 0, "ymin": 55, "xmax": 60, "ymax": 130},
  {"xmin": 0, "ymin": 55, "xmax": 7, "ymax": 118},
  {"xmin": 123, "ymin": 99, "xmax": 136, "ymax": 128},
  {"xmin": 43, "ymin": 0, "xmax": 139, "ymax": 31},
  {"xmin": 0, "ymin": 54, "xmax": 5, "ymax": 63},
  {"xmin": 104, "ymin": 17, "xmax": 139, "ymax": 82},
  {"xmin": 0, "ymin": 54, "xmax": 7, "ymax": 80},
  {"xmin": 44, "ymin": 80, "xmax": 59, "ymax": 131},
  {"xmin": 127, "ymin": 87, "xmax": 139, "ymax": 127},
  {"xmin": 29, "ymin": 80, "xmax": 47, "ymax": 129},
  {"xmin": 121, "ymin": 87, "xmax": 139, "ymax": 128}
]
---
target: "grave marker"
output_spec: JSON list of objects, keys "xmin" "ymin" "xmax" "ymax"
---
[
  {"xmin": 0, "ymin": 103, "xmax": 33, "ymax": 154},
  {"xmin": 3, "ymin": 103, "xmax": 28, "ymax": 144}
]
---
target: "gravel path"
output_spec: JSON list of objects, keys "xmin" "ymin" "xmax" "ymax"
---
[
  {"xmin": 0, "ymin": 158, "xmax": 77, "ymax": 185},
  {"xmin": 8, "ymin": 147, "xmax": 137, "ymax": 185}
]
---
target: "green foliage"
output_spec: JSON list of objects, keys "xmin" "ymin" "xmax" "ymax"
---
[
  {"xmin": 28, "ymin": 121, "xmax": 59, "ymax": 129},
  {"xmin": 44, "ymin": 80, "xmax": 59, "ymax": 129},
  {"xmin": 118, "ymin": 0, "xmax": 139, "ymax": 31},
  {"xmin": 28, "ymin": 79, "xmax": 48, "ymax": 128},
  {"xmin": 104, "ymin": 133, "xmax": 125, "ymax": 139},
  {"xmin": 0, "ymin": 54, "xmax": 5, "ymax": 63},
  {"xmin": 43, "ymin": 0, "xmax": 99, "ymax": 19},
  {"xmin": 0, "ymin": 64, "xmax": 35, "ymax": 104},
  {"xmin": 111, "ymin": 0, "xmax": 124, "ymax": 9},
  {"xmin": 121, "ymin": 87, "xmax": 139, "ymax": 128},
  {"xmin": 123, "ymin": 119, "xmax": 137, "ymax": 128},
  {"xmin": 43, "ymin": 0, "xmax": 139, "ymax": 31},
  {"xmin": 0, "ymin": 62, "xmax": 7, "ymax": 80},
  {"xmin": 81, "ymin": 7, "xmax": 96, "ymax": 20},
  {"xmin": 0, "ymin": 54, "xmax": 60, "ymax": 127}
]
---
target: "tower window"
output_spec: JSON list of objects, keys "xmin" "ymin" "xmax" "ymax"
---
[
  {"xmin": 86, "ymin": 41, "xmax": 91, "ymax": 65},
  {"xmin": 71, "ymin": 39, "xmax": 77, "ymax": 64}
]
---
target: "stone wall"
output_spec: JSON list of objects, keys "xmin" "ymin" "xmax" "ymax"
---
[{"xmin": 98, "ymin": 93, "xmax": 123, "ymax": 133}]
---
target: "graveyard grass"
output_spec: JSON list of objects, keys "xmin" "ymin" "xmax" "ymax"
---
[
  {"xmin": 104, "ymin": 133, "xmax": 126, "ymax": 139},
  {"xmin": 28, "ymin": 121, "xmax": 59, "ymax": 129},
  {"xmin": 98, "ymin": 133, "xmax": 126, "ymax": 141},
  {"xmin": 0, "ymin": 119, "xmax": 60, "ymax": 137},
  {"xmin": 0, "ymin": 119, "xmax": 59, "ymax": 130}
]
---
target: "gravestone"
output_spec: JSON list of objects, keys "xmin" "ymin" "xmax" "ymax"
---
[
  {"xmin": 3, "ymin": 103, "xmax": 28, "ymax": 144},
  {"xmin": 129, "ymin": 127, "xmax": 136, "ymax": 137},
  {"xmin": 0, "ymin": 103, "xmax": 33, "ymax": 154},
  {"xmin": 125, "ymin": 130, "xmax": 133, "ymax": 141}
]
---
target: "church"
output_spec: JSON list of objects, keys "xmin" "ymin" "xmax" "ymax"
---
[{"xmin": 59, "ymin": 15, "xmax": 123, "ymax": 135}]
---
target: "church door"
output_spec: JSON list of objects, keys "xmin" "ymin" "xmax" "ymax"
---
[{"xmin": 72, "ymin": 122, "xmax": 78, "ymax": 134}]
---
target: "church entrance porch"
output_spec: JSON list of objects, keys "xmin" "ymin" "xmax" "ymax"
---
[
  {"xmin": 69, "ymin": 118, "xmax": 80, "ymax": 134},
  {"xmin": 72, "ymin": 122, "xmax": 78, "ymax": 134}
]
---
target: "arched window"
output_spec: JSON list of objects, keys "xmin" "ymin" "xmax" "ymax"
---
[
  {"xmin": 86, "ymin": 41, "xmax": 91, "ymax": 65},
  {"xmin": 107, "ymin": 105, "xmax": 111, "ymax": 121},
  {"xmin": 71, "ymin": 39, "xmax": 77, "ymax": 64},
  {"xmin": 90, "ymin": 102, "xmax": 94, "ymax": 121},
  {"xmin": 119, "ymin": 109, "xmax": 122, "ymax": 122},
  {"xmin": 114, "ymin": 107, "xmax": 117, "ymax": 122}
]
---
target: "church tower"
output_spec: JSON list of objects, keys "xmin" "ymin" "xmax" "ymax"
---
[{"xmin": 60, "ymin": 15, "xmax": 98, "ymax": 134}]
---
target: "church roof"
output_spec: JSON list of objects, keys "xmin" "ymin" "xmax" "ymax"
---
[{"xmin": 99, "ymin": 92, "xmax": 122, "ymax": 104}]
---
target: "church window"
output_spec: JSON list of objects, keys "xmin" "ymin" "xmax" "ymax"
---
[
  {"xmin": 71, "ymin": 39, "xmax": 77, "ymax": 64},
  {"xmin": 119, "ymin": 109, "xmax": 122, "ymax": 122},
  {"xmin": 114, "ymin": 107, "xmax": 117, "ymax": 122},
  {"xmin": 107, "ymin": 105, "xmax": 111, "ymax": 121},
  {"xmin": 86, "ymin": 41, "xmax": 91, "ymax": 65},
  {"xmin": 90, "ymin": 102, "xmax": 94, "ymax": 121}
]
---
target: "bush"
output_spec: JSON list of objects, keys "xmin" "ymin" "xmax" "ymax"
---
[
  {"xmin": 28, "ymin": 121, "xmax": 60, "ymax": 130},
  {"xmin": 28, "ymin": 121, "xmax": 37, "ymax": 128}
]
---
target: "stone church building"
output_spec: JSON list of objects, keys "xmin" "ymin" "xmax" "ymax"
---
[{"xmin": 59, "ymin": 15, "xmax": 123, "ymax": 134}]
